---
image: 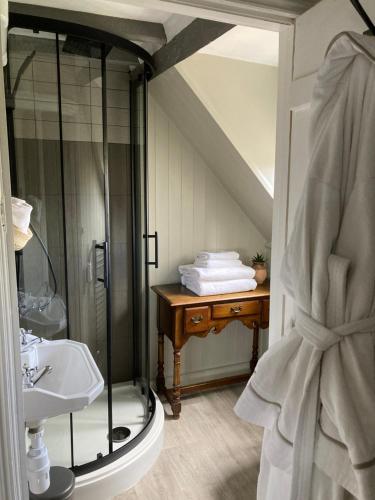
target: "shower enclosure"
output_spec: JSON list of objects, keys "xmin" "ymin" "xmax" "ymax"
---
[{"xmin": 5, "ymin": 13, "xmax": 158, "ymax": 476}]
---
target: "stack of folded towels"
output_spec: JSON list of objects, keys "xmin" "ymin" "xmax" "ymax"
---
[{"xmin": 178, "ymin": 251, "xmax": 257, "ymax": 296}]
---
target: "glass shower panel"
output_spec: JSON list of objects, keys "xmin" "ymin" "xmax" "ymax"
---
[
  {"xmin": 6, "ymin": 28, "xmax": 71, "ymax": 467},
  {"xmin": 131, "ymin": 70, "xmax": 151, "ymax": 420},
  {"xmin": 7, "ymin": 17, "xmax": 154, "ymax": 472},
  {"xmin": 104, "ymin": 46, "xmax": 151, "ymax": 449},
  {"xmin": 7, "ymin": 30, "xmax": 68, "ymax": 340},
  {"xmin": 56, "ymin": 35, "xmax": 111, "ymax": 465}
]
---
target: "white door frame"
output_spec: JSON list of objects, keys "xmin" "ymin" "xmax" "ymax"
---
[
  {"xmin": 0, "ymin": 30, "xmax": 28, "ymax": 500},
  {"xmin": 0, "ymin": 3, "xmax": 295, "ymax": 498},
  {"xmin": 105, "ymin": 0, "xmax": 316, "ymax": 27},
  {"xmin": 269, "ymin": 25, "xmax": 294, "ymax": 344}
]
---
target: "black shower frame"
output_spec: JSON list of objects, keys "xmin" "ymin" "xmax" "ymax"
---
[
  {"xmin": 7, "ymin": 12, "xmax": 156, "ymax": 476},
  {"xmin": 8, "ymin": 13, "xmax": 155, "ymax": 72}
]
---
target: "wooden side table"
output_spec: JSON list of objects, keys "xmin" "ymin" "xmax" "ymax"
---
[{"xmin": 151, "ymin": 282, "xmax": 270, "ymax": 419}]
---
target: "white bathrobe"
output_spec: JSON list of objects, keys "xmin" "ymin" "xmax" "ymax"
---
[{"xmin": 235, "ymin": 32, "xmax": 375, "ymax": 500}]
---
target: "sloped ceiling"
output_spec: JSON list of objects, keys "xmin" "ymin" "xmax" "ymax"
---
[
  {"xmin": 150, "ymin": 68, "xmax": 273, "ymax": 241},
  {"xmin": 177, "ymin": 51, "xmax": 278, "ymax": 197},
  {"xmin": 199, "ymin": 25, "xmax": 279, "ymax": 66}
]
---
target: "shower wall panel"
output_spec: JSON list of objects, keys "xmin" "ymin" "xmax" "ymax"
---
[{"xmin": 108, "ymin": 143, "xmax": 133, "ymax": 383}]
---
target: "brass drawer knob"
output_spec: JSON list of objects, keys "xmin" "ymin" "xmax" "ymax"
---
[
  {"xmin": 191, "ymin": 315, "xmax": 204, "ymax": 324},
  {"xmin": 231, "ymin": 305, "xmax": 242, "ymax": 314}
]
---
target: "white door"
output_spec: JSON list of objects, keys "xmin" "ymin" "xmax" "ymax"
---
[{"xmin": 269, "ymin": 0, "xmax": 375, "ymax": 344}]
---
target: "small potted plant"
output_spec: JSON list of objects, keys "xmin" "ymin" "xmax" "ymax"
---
[{"xmin": 251, "ymin": 252, "xmax": 268, "ymax": 284}]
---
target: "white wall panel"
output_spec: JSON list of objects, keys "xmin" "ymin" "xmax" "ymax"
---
[{"xmin": 148, "ymin": 95, "xmax": 268, "ymax": 386}]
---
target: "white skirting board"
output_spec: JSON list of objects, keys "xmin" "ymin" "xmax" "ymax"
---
[{"xmin": 162, "ymin": 362, "xmax": 250, "ymax": 389}]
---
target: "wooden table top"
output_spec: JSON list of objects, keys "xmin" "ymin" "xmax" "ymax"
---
[{"xmin": 151, "ymin": 281, "xmax": 270, "ymax": 307}]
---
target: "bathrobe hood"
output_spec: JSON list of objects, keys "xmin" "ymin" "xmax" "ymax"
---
[{"xmin": 235, "ymin": 32, "xmax": 375, "ymax": 500}]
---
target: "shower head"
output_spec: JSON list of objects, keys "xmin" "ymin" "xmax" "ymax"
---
[{"xmin": 62, "ymin": 36, "xmax": 111, "ymax": 59}]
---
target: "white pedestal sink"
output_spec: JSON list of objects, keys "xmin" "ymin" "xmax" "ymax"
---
[
  {"xmin": 22, "ymin": 338, "xmax": 104, "ymax": 423},
  {"xmin": 21, "ymin": 334, "xmax": 104, "ymax": 494}
]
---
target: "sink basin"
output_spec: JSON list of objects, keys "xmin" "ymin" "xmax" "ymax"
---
[{"xmin": 22, "ymin": 339, "xmax": 104, "ymax": 423}]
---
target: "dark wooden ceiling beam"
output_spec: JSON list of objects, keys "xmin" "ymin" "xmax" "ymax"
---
[{"xmin": 152, "ymin": 18, "xmax": 233, "ymax": 78}]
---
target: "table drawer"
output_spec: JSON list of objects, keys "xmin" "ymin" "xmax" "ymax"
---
[
  {"xmin": 212, "ymin": 300, "xmax": 260, "ymax": 319},
  {"xmin": 184, "ymin": 306, "xmax": 210, "ymax": 333}
]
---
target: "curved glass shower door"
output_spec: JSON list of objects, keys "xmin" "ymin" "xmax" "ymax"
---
[
  {"xmin": 131, "ymin": 70, "xmax": 151, "ymax": 411},
  {"xmin": 60, "ymin": 38, "xmax": 112, "ymax": 466},
  {"xmin": 6, "ymin": 16, "xmax": 154, "ymax": 474}
]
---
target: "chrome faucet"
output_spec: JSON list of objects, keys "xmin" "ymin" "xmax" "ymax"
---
[
  {"xmin": 31, "ymin": 365, "xmax": 53, "ymax": 386},
  {"xmin": 22, "ymin": 364, "xmax": 52, "ymax": 389},
  {"xmin": 22, "ymin": 365, "xmax": 35, "ymax": 389},
  {"xmin": 20, "ymin": 328, "xmax": 51, "ymax": 388},
  {"xmin": 20, "ymin": 328, "xmax": 29, "ymax": 346},
  {"xmin": 20, "ymin": 328, "xmax": 43, "ymax": 352}
]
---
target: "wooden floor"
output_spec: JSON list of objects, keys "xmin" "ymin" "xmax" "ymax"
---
[{"xmin": 115, "ymin": 384, "xmax": 263, "ymax": 500}]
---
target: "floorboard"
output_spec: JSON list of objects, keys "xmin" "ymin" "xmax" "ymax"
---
[{"xmin": 114, "ymin": 384, "xmax": 262, "ymax": 500}]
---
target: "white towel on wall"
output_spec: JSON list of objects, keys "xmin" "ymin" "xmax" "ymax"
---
[
  {"xmin": 179, "ymin": 264, "xmax": 255, "ymax": 281},
  {"xmin": 11, "ymin": 197, "xmax": 33, "ymax": 234},
  {"xmin": 194, "ymin": 258, "xmax": 242, "ymax": 268},
  {"xmin": 183, "ymin": 277, "xmax": 257, "ymax": 296},
  {"xmin": 196, "ymin": 251, "xmax": 240, "ymax": 261}
]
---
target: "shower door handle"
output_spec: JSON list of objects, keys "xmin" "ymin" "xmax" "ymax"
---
[
  {"xmin": 95, "ymin": 241, "xmax": 110, "ymax": 288},
  {"xmin": 143, "ymin": 232, "xmax": 159, "ymax": 269}
]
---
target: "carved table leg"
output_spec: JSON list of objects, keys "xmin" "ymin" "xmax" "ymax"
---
[
  {"xmin": 156, "ymin": 330, "xmax": 165, "ymax": 393},
  {"xmin": 171, "ymin": 348, "xmax": 181, "ymax": 419},
  {"xmin": 250, "ymin": 320, "xmax": 260, "ymax": 374}
]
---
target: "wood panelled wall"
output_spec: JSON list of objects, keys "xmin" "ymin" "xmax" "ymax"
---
[{"xmin": 148, "ymin": 94, "xmax": 268, "ymax": 386}]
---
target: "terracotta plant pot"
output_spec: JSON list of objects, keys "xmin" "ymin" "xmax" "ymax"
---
[{"xmin": 253, "ymin": 263, "xmax": 267, "ymax": 285}]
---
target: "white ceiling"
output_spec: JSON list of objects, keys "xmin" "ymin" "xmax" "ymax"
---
[{"xmin": 199, "ymin": 26, "xmax": 279, "ymax": 67}]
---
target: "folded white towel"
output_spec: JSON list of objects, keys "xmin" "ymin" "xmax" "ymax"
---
[
  {"xmin": 183, "ymin": 277, "xmax": 257, "ymax": 296},
  {"xmin": 179, "ymin": 264, "xmax": 255, "ymax": 281},
  {"xmin": 194, "ymin": 258, "xmax": 242, "ymax": 268},
  {"xmin": 196, "ymin": 251, "xmax": 240, "ymax": 261}
]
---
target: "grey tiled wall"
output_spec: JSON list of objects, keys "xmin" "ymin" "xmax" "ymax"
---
[
  {"xmin": 11, "ymin": 35, "xmax": 134, "ymax": 383},
  {"xmin": 109, "ymin": 143, "xmax": 133, "ymax": 383},
  {"xmin": 9, "ymin": 34, "xmax": 130, "ymax": 144}
]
